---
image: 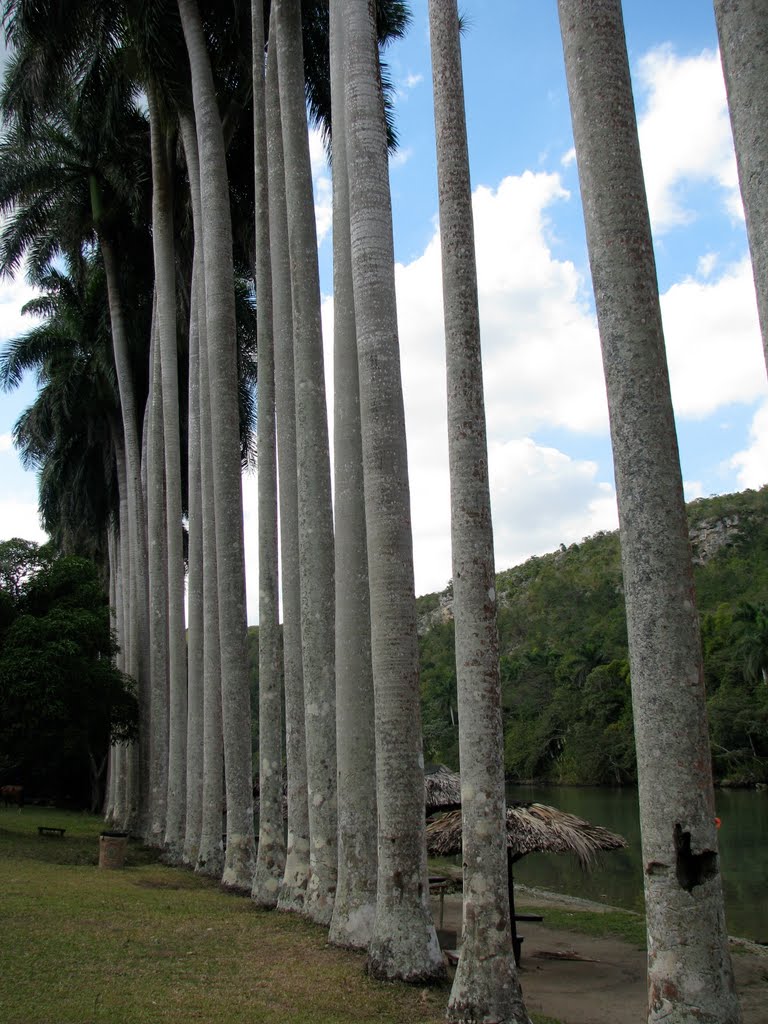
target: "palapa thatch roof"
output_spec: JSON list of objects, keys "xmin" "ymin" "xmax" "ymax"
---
[
  {"xmin": 424, "ymin": 764, "xmax": 462, "ymax": 811},
  {"xmin": 425, "ymin": 802, "xmax": 627, "ymax": 868}
]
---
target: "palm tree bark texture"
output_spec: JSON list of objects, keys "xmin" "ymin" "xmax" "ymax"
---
[
  {"xmin": 177, "ymin": 0, "xmax": 256, "ymax": 893},
  {"xmin": 341, "ymin": 0, "xmax": 444, "ymax": 984},
  {"xmin": 428, "ymin": 1, "xmax": 530, "ymax": 1021},
  {"xmin": 251, "ymin": 0, "xmax": 286, "ymax": 909},
  {"xmin": 274, "ymin": 0, "xmax": 338, "ymax": 926},
  {"xmin": 714, "ymin": 0, "xmax": 768, "ymax": 378},
  {"xmin": 557, "ymin": 3, "xmax": 741, "ymax": 1022},
  {"xmin": 264, "ymin": 17, "xmax": 312, "ymax": 914},
  {"xmin": 328, "ymin": 0, "xmax": 378, "ymax": 952}
]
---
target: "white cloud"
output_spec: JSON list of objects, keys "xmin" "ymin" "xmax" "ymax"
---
[
  {"xmin": 683, "ymin": 479, "xmax": 704, "ymax": 501},
  {"xmin": 0, "ymin": 274, "xmax": 39, "ymax": 344},
  {"xmin": 635, "ymin": 46, "xmax": 740, "ymax": 232},
  {"xmin": 0, "ymin": 432, "xmax": 13, "ymax": 452},
  {"xmin": 390, "ymin": 146, "xmax": 413, "ymax": 170},
  {"xmin": 308, "ymin": 127, "xmax": 332, "ymax": 246},
  {"xmin": 696, "ymin": 252, "xmax": 718, "ymax": 279},
  {"xmin": 396, "ymin": 71, "xmax": 423, "ymax": 101},
  {"xmin": 661, "ymin": 257, "xmax": 767, "ymax": 418},
  {"xmin": 0, "ymin": 496, "xmax": 46, "ymax": 544},
  {"xmin": 730, "ymin": 400, "xmax": 768, "ymax": 490},
  {"xmin": 392, "ymin": 170, "xmax": 618, "ymax": 593},
  {"xmin": 561, "ymin": 147, "xmax": 576, "ymax": 167}
]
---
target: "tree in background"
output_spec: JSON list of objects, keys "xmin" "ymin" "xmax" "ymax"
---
[{"xmin": 0, "ymin": 548, "xmax": 137, "ymax": 810}]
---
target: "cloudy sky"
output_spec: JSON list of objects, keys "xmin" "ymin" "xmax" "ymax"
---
[{"xmin": 1, "ymin": 1, "xmax": 766, "ymax": 623}]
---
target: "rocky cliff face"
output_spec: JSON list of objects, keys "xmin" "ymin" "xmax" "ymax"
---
[
  {"xmin": 689, "ymin": 515, "xmax": 741, "ymax": 565},
  {"xmin": 417, "ymin": 508, "xmax": 750, "ymax": 635}
]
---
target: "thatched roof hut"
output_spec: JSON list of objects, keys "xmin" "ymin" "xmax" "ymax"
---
[
  {"xmin": 424, "ymin": 764, "xmax": 462, "ymax": 812},
  {"xmin": 426, "ymin": 802, "xmax": 627, "ymax": 868}
]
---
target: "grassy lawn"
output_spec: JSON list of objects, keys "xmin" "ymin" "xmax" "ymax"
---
[
  {"xmin": 516, "ymin": 903, "xmax": 646, "ymax": 949},
  {"xmin": 0, "ymin": 807, "xmax": 569, "ymax": 1024}
]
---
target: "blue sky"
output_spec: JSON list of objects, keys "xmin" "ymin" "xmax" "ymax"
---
[{"xmin": 1, "ymin": 1, "xmax": 766, "ymax": 622}]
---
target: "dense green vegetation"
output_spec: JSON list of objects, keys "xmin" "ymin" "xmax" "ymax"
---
[
  {"xmin": 0, "ymin": 541, "xmax": 136, "ymax": 808},
  {"xmin": 417, "ymin": 487, "xmax": 768, "ymax": 787}
]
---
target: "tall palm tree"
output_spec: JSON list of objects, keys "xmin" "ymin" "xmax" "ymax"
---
[
  {"xmin": 179, "ymin": 109, "xmax": 226, "ymax": 880},
  {"xmin": 327, "ymin": 0, "xmax": 377, "ymax": 951},
  {"xmin": 182, "ymin": 212, "xmax": 205, "ymax": 868},
  {"xmin": 274, "ymin": 0, "xmax": 337, "ymax": 925},
  {"xmin": 177, "ymin": 0, "xmax": 256, "ymax": 892},
  {"xmin": 265, "ymin": 23, "xmax": 312, "ymax": 912},
  {"xmin": 143, "ymin": 84, "xmax": 188, "ymax": 859},
  {"xmin": 558, "ymin": 3, "xmax": 741, "ymax": 1021},
  {"xmin": 714, "ymin": 0, "xmax": 768, "ymax": 376},
  {"xmin": 340, "ymin": 0, "xmax": 443, "ymax": 982},
  {"xmin": 145, "ymin": 311, "xmax": 170, "ymax": 846},
  {"xmin": 427, "ymin": 2, "xmax": 527, "ymax": 1019},
  {"xmin": 251, "ymin": 0, "xmax": 286, "ymax": 908},
  {"xmin": 0, "ymin": 258, "xmax": 130, "ymax": 576}
]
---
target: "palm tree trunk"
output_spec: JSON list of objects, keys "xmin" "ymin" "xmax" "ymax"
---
[
  {"xmin": 714, "ymin": 0, "xmax": 768, "ymax": 375},
  {"xmin": 101, "ymin": 235, "xmax": 150, "ymax": 836},
  {"xmin": 328, "ymin": 0, "xmax": 377, "ymax": 951},
  {"xmin": 179, "ymin": 109, "xmax": 226, "ymax": 881},
  {"xmin": 558, "ymin": 4, "xmax": 741, "ymax": 1021},
  {"xmin": 252, "ymin": 0, "xmax": 286, "ymax": 909},
  {"xmin": 274, "ymin": 0, "xmax": 337, "ymax": 926},
  {"xmin": 178, "ymin": 0, "xmax": 256, "ymax": 892},
  {"xmin": 342, "ymin": 0, "xmax": 444, "ymax": 983},
  {"xmin": 112, "ymin": 437, "xmax": 131, "ymax": 829},
  {"xmin": 147, "ymin": 87, "xmax": 188, "ymax": 861},
  {"xmin": 146, "ymin": 311, "xmax": 170, "ymax": 847},
  {"xmin": 427, "ymin": 2, "xmax": 528, "ymax": 1019},
  {"xmin": 183, "ymin": 234, "xmax": 205, "ymax": 869},
  {"xmin": 265, "ymin": 29, "xmax": 311, "ymax": 913},
  {"xmin": 104, "ymin": 520, "xmax": 120, "ymax": 824}
]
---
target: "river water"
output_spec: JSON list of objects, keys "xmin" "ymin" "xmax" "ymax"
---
[{"xmin": 505, "ymin": 784, "xmax": 767, "ymax": 943}]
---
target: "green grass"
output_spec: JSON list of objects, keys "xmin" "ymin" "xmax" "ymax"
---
[
  {"xmin": 0, "ymin": 808, "xmax": 593, "ymax": 1023},
  {"xmin": 515, "ymin": 898, "xmax": 647, "ymax": 949},
  {"xmin": 0, "ymin": 808, "xmax": 451, "ymax": 1024}
]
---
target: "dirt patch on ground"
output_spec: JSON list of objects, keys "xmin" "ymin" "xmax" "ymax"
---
[{"xmin": 433, "ymin": 893, "xmax": 767, "ymax": 1024}]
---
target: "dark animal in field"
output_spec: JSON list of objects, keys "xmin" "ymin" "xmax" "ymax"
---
[{"xmin": 1, "ymin": 785, "xmax": 23, "ymax": 807}]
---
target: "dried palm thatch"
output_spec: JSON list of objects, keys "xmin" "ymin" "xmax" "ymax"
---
[
  {"xmin": 425, "ymin": 802, "xmax": 627, "ymax": 868},
  {"xmin": 424, "ymin": 764, "xmax": 462, "ymax": 811}
]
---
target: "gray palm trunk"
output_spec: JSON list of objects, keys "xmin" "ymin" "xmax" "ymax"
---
[
  {"xmin": 327, "ymin": 0, "xmax": 377, "ymax": 951},
  {"xmin": 342, "ymin": 0, "xmax": 444, "ymax": 983},
  {"xmin": 147, "ymin": 89, "xmax": 188, "ymax": 861},
  {"xmin": 105, "ymin": 522, "xmax": 121, "ymax": 824},
  {"xmin": 180, "ymin": 110, "xmax": 226, "ymax": 881},
  {"xmin": 178, "ymin": 0, "xmax": 257, "ymax": 892},
  {"xmin": 183, "ymin": 238, "xmax": 205, "ymax": 868},
  {"xmin": 112, "ymin": 439, "xmax": 131, "ymax": 829},
  {"xmin": 265, "ymin": 32, "xmax": 312, "ymax": 913},
  {"xmin": 714, "ymin": 0, "xmax": 768, "ymax": 375},
  {"xmin": 558, "ymin": 4, "xmax": 741, "ymax": 1022},
  {"xmin": 146, "ymin": 316, "xmax": 170, "ymax": 846},
  {"xmin": 428, "ymin": 3, "xmax": 528, "ymax": 1020},
  {"xmin": 101, "ymin": 236, "xmax": 150, "ymax": 836},
  {"xmin": 274, "ymin": 0, "xmax": 337, "ymax": 925},
  {"xmin": 252, "ymin": 0, "xmax": 286, "ymax": 908}
]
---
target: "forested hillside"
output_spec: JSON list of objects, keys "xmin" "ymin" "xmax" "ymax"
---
[{"xmin": 417, "ymin": 486, "xmax": 768, "ymax": 786}]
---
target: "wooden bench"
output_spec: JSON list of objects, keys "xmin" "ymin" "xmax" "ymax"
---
[{"xmin": 38, "ymin": 826, "xmax": 66, "ymax": 837}]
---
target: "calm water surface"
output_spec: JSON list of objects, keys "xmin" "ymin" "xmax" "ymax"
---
[{"xmin": 505, "ymin": 784, "xmax": 767, "ymax": 943}]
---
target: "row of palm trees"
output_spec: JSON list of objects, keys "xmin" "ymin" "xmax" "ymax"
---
[{"xmin": 2, "ymin": 1, "xmax": 765, "ymax": 1021}]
